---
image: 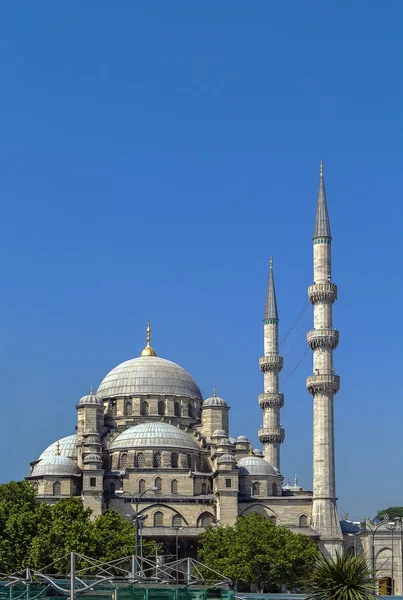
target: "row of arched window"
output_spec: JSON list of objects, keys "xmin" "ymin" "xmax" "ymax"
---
[
  {"xmin": 110, "ymin": 399, "xmax": 200, "ymax": 418},
  {"xmin": 252, "ymin": 482, "xmax": 278, "ymax": 496},
  {"xmin": 152, "ymin": 511, "xmax": 214, "ymax": 527},
  {"xmin": 118, "ymin": 451, "xmax": 194, "ymax": 469}
]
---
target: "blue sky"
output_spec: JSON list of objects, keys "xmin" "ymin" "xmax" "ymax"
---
[{"xmin": 0, "ymin": 1, "xmax": 402, "ymax": 520}]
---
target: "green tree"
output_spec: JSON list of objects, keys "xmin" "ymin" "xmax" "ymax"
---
[
  {"xmin": 0, "ymin": 480, "xmax": 155, "ymax": 575},
  {"xmin": 0, "ymin": 481, "xmax": 41, "ymax": 573},
  {"xmin": 375, "ymin": 506, "xmax": 403, "ymax": 521},
  {"xmin": 303, "ymin": 552, "xmax": 377, "ymax": 600},
  {"xmin": 199, "ymin": 512, "xmax": 318, "ymax": 592}
]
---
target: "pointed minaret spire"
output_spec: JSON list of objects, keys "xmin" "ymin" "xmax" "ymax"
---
[
  {"xmin": 264, "ymin": 257, "xmax": 279, "ymax": 322},
  {"xmin": 314, "ymin": 160, "xmax": 331, "ymax": 239}
]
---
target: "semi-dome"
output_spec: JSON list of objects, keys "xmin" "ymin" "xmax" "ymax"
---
[
  {"xmin": 203, "ymin": 389, "xmax": 227, "ymax": 407},
  {"xmin": 97, "ymin": 356, "xmax": 202, "ymax": 400},
  {"xmin": 32, "ymin": 455, "xmax": 80, "ymax": 477},
  {"xmin": 109, "ymin": 421, "xmax": 200, "ymax": 451},
  {"xmin": 238, "ymin": 456, "xmax": 277, "ymax": 476},
  {"xmin": 39, "ymin": 435, "xmax": 77, "ymax": 460}
]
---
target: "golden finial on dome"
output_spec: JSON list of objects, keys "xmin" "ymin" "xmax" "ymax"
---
[
  {"xmin": 55, "ymin": 441, "xmax": 60, "ymax": 456},
  {"xmin": 90, "ymin": 385, "xmax": 93, "ymax": 395},
  {"xmin": 249, "ymin": 443, "xmax": 254, "ymax": 456},
  {"xmin": 213, "ymin": 388, "xmax": 217, "ymax": 397},
  {"xmin": 141, "ymin": 319, "xmax": 157, "ymax": 357}
]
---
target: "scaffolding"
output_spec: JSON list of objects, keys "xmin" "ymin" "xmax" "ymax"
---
[{"xmin": 0, "ymin": 553, "xmax": 232, "ymax": 600}]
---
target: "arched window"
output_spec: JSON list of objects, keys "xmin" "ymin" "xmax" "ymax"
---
[
  {"xmin": 188, "ymin": 403, "xmax": 193, "ymax": 418},
  {"xmin": 174, "ymin": 402, "xmax": 180, "ymax": 417},
  {"xmin": 110, "ymin": 482, "xmax": 115, "ymax": 495},
  {"xmin": 121, "ymin": 453, "xmax": 128, "ymax": 468},
  {"xmin": 171, "ymin": 453, "xmax": 178, "ymax": 468},
  {"xmin": 155, "ymin": 477, "xmax": 162, "ymax": 492},
  {"xmin": 125, "ymin": 401, "xmax": 132, "ymax": 416},
  {"xmin": 272, "ymin": 482, "xmax": 278, "ymax": 496},
  {"xmin": 137, "ymin": 452, "xmax": 145, "ymax": 467},
  {"xmin": 111, "ymin": 400, "xmax": 117, "ymax": 416},
  {"xmin": 171, "ymin": 479, "xmax": 178, "ymax": 494},
  {"xmin": 32, "ymin": 481, "xmax": 38, "ymax": 492},
  {"xmin": 172, "ymin": 514, "xmax": 182, "ymax": 527},
  {"xmin": 299, "ymin": 515, "xmax": 308, "ymax": 527},
  {"xmin": 201, "ymin": 483, "xmax": 207, "ymax": 494},
  {"xmin": 139, "ymin": 479, "xmax": 146, "ymax": 494},
  {"xmin": 187, "ymin": 454, "xmax": 192, "ymax": 469},
  {"xmin": 141, "ymin": 401, "xmax": 149, "ymax": 416},
  {"xmin": 154, "ymin": 452, "xmax": 162, "ymax": 468},
  {"xmin": 252, "ymin": 481, "xmax": 260, "ymax": 496},
  {"xmin": 158, "ymin": 401, "xmax": 165, "ymax": 416},
  {"xmin": 154, "ymin": 511, "xmax": 163, "ymax": 526},
  {"xmin": 53, "ymin": 481, "xmax": 61, "ymax": 496},
  {"xmin": 269, "ymin": 515, "xmax": 277, "ymax": 525},
  {"xmin": 198, "ymin": 512, "xmax": 214, "ymax": 527}
]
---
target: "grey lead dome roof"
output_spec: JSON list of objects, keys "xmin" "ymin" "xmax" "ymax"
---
[
  {"xmin": 32, "ymin": 455, "xmax": 80, "ymax": 477},
  {"xmin": 238, "ymin": 456, "xmax": 277, "ymax": 476},
  {"xmin": 97, "ymin": 356, "xmax": 202, "ymax": 400},
  {"xmin": 203, "ymin": 396, "xmax": 227, "ymax": 407},
  {"xmin": 39, "ymin": 435, "xmax": 77, "ymax": 459},
  {"xmin": 109, "ymin": 421, "xmax": 200, "ymax": 451}
]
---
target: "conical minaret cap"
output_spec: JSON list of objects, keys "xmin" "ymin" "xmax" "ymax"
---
[
  {"xmin": 313, "ymin": 160, "xmax": 331, "ymax": 239},
  {"xmin": 264, "ymin": 257, "xmax": 279, "ymax": 321}
]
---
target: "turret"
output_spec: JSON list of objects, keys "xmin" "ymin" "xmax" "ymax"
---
[
  {"xmin": 201, "ymin": 389, "xmax": 229, "ymax": 440},
  {"xmin": 306, "ymin": 161, "xmax": 342, "ymax": 555},
  {"xmin": 258, "ymin": 258, "xmax": 285, "ymax": 470}
]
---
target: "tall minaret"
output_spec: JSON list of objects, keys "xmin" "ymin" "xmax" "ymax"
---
[
  {"xmin": 258, "ymin": 258, "xmax": 285, "ymax": 471},
  {"xmin": 306, "ymin": 161, "xmax": 342, "ymax": 555}
]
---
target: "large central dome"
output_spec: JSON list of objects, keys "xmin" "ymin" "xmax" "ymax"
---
[{"xmin": 96, "ymin": 356, "xmax": 203, "ymax": 400}]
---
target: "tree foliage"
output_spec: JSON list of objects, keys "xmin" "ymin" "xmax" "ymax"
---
[
  {"xmin": 375, "ymin": 506, "xmax": 403, "ymax": 521},
  {"xmin": 0, "ymin": 481, "xmax": 154, "ymax": 574},
  {"xmin": 303, "ymin": 552, "xmax": 377, "ymax": 600},
  {"xmin": 198, "ymin": 512, "xmax": 318, "ymax": 592}
]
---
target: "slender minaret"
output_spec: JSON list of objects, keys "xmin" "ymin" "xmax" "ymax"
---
[
  {"xmin": 306, "ymin": 161, "xmax": 342, "ymax": 555},
  {"xmin": 258, "ymin": 257, "xmax": 285, "ymax": 471}
]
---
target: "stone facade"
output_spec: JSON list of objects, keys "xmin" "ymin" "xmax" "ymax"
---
[{"xmin": 26, "ymin": 162, "xmax": 350, "ymax": 558}]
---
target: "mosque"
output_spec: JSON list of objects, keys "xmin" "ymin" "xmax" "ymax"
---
[{"xmin": 27, "ymin": 163, "xmax": 343, "ymax": 558}]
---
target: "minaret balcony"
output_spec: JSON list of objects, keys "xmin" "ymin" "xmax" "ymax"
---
[
  {"xmin": 258, "ymin": 392, "xmax": 284, "ymax": 409},
  {"xmin": 308, "ymin": 283, "xmax": 338, "ymax": 305},
  {"xmin": 259, "ymin": 355, "xmax": 283, "ymax": 373},
  {"xmin": 258, "ymin": 427, "xmax": 285, "ymax": 444},
  {"xmin": 307, "ymin": 329, "xmax": 339, "ymax": 350},
  {"xmin": 306, "ymin": 373, "xmax": 340, "ymax": 395}
]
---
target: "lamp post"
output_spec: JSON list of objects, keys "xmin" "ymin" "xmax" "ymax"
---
[
  {"xmin": 365, "ymin": 518, "xmax": 397, "ymax": 580},
  {"xmin": 115, "ymin": 488, "xmax": 157, "ymax": 576},
  {"xmin": 174, "ymin": 526, "xmax": 183, "ymax": 584}
]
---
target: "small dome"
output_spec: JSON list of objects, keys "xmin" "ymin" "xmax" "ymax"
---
[
  {"xmin": 238, "ymin": 456, "xmax": 277, "ymax": 476},
  {"xmin": 39, "ymin": 435, "xmax": 77, "ymax": 460},
  {"xmin": 32, "ymin": 455, "xmax": 80, "ymax": 477},
  {"xmin": 236, "ymin": 435, "xmax": 249, "ymax": 442},
  {"xmin": 78, "ymin": 390, "xmax": 103, "ymax": 407},
  {"xmin": 217, "ymin": 454, "xmax": 236, "ymax": 464},
  {"xmin": 97, "ymin": 356, "xmax": 202, "ymax": 400},
  {"xmin": 83, "ymin": 453, "xmax": 103, "ymax": 464},
  {"xmin": 212, "ymin": 429, "xmax": 227, "ymax": 438},
  {"xmin": 83, "ymin": 436, "xmax": 101, "ymax": 445},
  {"xmin": 253, "ymin": 448, "xmax": 264, "ymax": 457},
  {"xmin": 217, "ymin": 437, "xmax": 233, "ymax": 447},
  {"xmin": 109, "ymin": 421, "xmax": 200, "ymax": 451},
  {"xmin": 203, "ymin": 388, "xmax": 227, "ymax": 407}
]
